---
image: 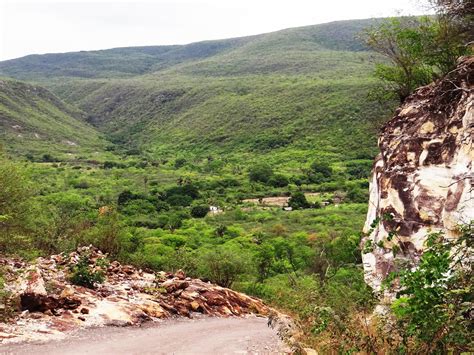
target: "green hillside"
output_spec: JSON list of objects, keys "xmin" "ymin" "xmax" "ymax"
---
[
  {"xmin": 0, "ymin": 19, "xmax": 377, "ymax": 80},
  {"xmin": 0, "ymin": 78, "xmax": 107, "ymax": 158},
  {"xmin": 0, "ymin": 18, "xmax": 393, "ymax": 166}
]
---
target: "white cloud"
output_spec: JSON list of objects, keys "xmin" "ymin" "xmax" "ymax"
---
[{"xmin": 0, "ymin": 0, "xmax": 431, "ymax": 60}]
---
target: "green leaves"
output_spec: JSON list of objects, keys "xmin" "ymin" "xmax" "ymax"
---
[
  {"xmin": 363, "ymin": 16, "xmax": 470, "ymax": 101},
  {"xmin": 388, "ymin": 225, "xmax": 473, "ymax": 352}
]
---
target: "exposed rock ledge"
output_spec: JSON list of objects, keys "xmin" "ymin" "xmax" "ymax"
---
[
  {"xmin": 0, "ymin": 246, "xmax": 272, "ymax": 344},
  {"xmin": 363, "ymin": 56, "xmax": 473, "ymax": 291}
]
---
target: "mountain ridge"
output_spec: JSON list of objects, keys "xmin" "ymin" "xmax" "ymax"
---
[{"xmin": 0, "ymin": 18, "xmax": 378, "ymax": 81}]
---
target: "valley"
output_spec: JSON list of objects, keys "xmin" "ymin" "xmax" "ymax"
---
[
  {"xmin": 0, "ymin": 8, "xmax": 472, "ymax": 353},
  {"xmin": 0, "ymin": 20, "xmax": 384, "ymax": 351}
]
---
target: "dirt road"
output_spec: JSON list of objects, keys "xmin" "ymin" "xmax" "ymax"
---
[{"xmin": 0, "ymin": 316, "xmax": 287, "ymax": 355}]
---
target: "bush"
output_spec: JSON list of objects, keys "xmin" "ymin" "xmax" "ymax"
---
[
  {"xmin": 363, "ymin": 16, "xmax": 470, "ymax": 101},
  {"xmin": 288, "ymin": 192, "xmax": 311, "ymax": 210},
  {"xmin": 174, "ymin": 158, "xmax": 187, "ymax": 169},
  {"xmin": 167, "ymin": 194, "xmax": 193, "ymax": 207},
  {"xmin": 346, "ymin": 186, "xmax": 368, "ymax": 203},
  {"xmin": 154, "ymin": 200, "xmax": 170, "ymax": 212},
  {"xmin": 72, "ymin": 180, "xmax": 90, "ymax": 189},
  {"xmin": 69, "ymin": 254, "xmax": 106, "ymax": 289},
  {"xmin": 387, "ymin": 224, "xmax": 473, "ymax": 352},
  {"xmin": 117, "ymin": 190, "xmax": 139, "ymax": 206},
  {"xmin": 0, "ymin": 156, "xmax": 33, "ymax": 252},
  {"xmin": 310, "ymin": 160, "xmax": 333, "ymax": 178},
  {"xmin": 269, "ymin": 174, "xmax": 289, "ymax": 187},
  {"xmin": 103, "ymin": 161, "xmax": 126, "ymax": 169},
  {"xmin": 81, "ymin": 209, "xmax": 123, "ymax": 255},
  {"xmin": 196, "ymin": 245, "xmax": 252, "ymax": 287},
  {"xmin": 346, "ymin": 160, "xmax": 373, "ymax": 179},
  {"xmin": 41, "ymin": 154, "xmax": 58, "ymax": 163},
  {"xmin": 165, "ymin": 184, "xmax": 200, "ymax": 199},
  {"xmin": 0, "ymin": 270, "xmax": 15, "ymax": 321},
  {"xmin": 249, "ymin": 164, "xmax": 274, "ymax": 183},
  {"xmin": 191, "ymin": 205, "xmax": 209, "ymax": 218}
]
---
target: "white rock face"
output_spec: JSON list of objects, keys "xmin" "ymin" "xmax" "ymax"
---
[{"xmin": 362, "ymin": 57, "xmax": 474, "ymax": 291}]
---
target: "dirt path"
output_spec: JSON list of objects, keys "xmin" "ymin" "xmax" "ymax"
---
[
  {"xmin": 0, "ymin": 316, "xmax": 288, "ymax": 355},
  {"xmin": 243, "ymin": 193, "xmax": 320, "ymax": 207}
]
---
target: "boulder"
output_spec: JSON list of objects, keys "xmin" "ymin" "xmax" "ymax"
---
[{"xmin": 362, "ymin": 56, "xmax": 474, "ymax": 291}]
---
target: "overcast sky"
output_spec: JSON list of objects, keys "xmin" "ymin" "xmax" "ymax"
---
[{"xmin": 0, "ymin": 0, "xmax": 430, "ymax": 61}]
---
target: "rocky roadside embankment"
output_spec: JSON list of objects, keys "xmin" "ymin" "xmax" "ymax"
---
[
  {"xmin": 0, "ymin": 246, "xmax": 298, "ymax": 347},
  {"xmin": 362, "ymin": 56, "xmax": 473, "ymax": 291}
]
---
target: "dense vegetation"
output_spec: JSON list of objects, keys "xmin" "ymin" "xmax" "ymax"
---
[{"xmin": 363, "ymin": 15, "xmax": 471, "ymax": 101}]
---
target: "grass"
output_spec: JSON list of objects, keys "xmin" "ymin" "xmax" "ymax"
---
[{"xmin": 0, "ymin": 77, "xmax": 109, "ymax": 158}]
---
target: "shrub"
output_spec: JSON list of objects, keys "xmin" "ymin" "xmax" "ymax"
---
[
  {"xmin": 165, "ymin": 184, "xmax": 200, "ymax": 199},
  {"xmin": 269, "ymin": 174, "xmax": 289, "ymax": 187},
  {"xmin": 0, "ymin": 270, "xmax": 16, "ymax": 321},
  {"xmin": 288, "ymin": 192, "xmax": 311, "ymax": 210},
  {"xmin": 121, "ymin": 199, "xmax": 156, "ymax": 215},
  {"xmin": 117, "ymin": 190, "xmax": 138, "ymax": 206},
  {"xmin": 167, "ymin": 194, "xmax": 193, "ymax": 207},
  {"xmin": 196, "ymin": 245, "xmax": 252, "ymax": 287},
  {"xmin": 174, "ymin": 158, "xmax": 187, "ymax": 169},
  {"xmin": 41, "ymin": 154, "xmax": 58, "ymax": 163},
  {"xmin": 249, "ymin": 164, "xmax": 274, "ymax": 183},
  {"xmin": 72, "ymin": 180, "xmax": 90, "ymax": 189},
  {"xmin": 69, "ymin": 254, "xmax": 106, "ymax": 289},
  {"xmin": 387, "ymin": 224, "xmax": 473, "ymax": 352},
  {"xmin": 154, "ymin": 200, "xmax": 170, "ymax": 212},
  {"xmin": 346, "ymin": 186, "xmax": 368, "ymax": 203},
  {"xmin": 191, "ymin": 205, "xmax": 209, "ymax": 218},
  {"xmin": 81, "ymin": 209, "xmax": 123, "ymax": 255},
  {"xmin": 103, "ymin": 161, "xmax": 126, "ymax": 169},
  {"xmin": 166, "ymin": 213, "xmax": 185, "ymax": 231},
  {"xmin": 346, "ymin": 160, "xmax": 373, "ymax": 179},
  {"xmin": 310, "ymin": 160, "xmax": 333, "ymax": 178},
  {"xmin": 0, "ymin": 156, "xmax": 32, "ymax": 252},
  {"xmin": 363, "ymin": 16, "xmax": 470, "ymax": 101}
]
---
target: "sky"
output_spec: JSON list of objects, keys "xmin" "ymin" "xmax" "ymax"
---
[{"xmin": 0, "ymin": 0, "xmax": 430, "ymax": 61}]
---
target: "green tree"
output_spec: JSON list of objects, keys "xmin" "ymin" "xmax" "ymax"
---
[
  {"xmin": 363, "ymin": 16, "xmax": 469, "ymax": 101},
  {"xmin": 197, "ymin": 244, "xmax": 252, "ymax": 287},
  {"xmin": 288, "ymin": 191, "xmax": 311, "ymax": 210},
  {"xmin": 248, "ymin": 164, "xmax": 274, "ymax": 184},
  {"xmin": 191, "ymin": 205, "xmax": 209, "ymax": 218},
  {"xmin": 308, "ymin": 159, "xmax": 333, "ymax": 183},
  {"xmin": 0, "ymin": 155, "xmax": 32, "ymax": 252}
]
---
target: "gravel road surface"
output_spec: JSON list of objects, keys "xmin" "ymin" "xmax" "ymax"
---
[{"xmin": 0, "ymin": 316, "xmax": 287, "ymax": 355}]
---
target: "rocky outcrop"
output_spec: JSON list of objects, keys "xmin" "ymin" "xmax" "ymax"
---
[
  {"xmin": 0, "ymin": 247, "xmax": 271, "ymax": 344},
  {"xmin": 362, "ymin": 56, "xmax": 473, "ymax": 291}
]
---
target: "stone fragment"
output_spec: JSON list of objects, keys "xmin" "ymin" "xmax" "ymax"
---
[{"xmin": 175, "ymin": 269, "xmax": 186, "ymax": 279}]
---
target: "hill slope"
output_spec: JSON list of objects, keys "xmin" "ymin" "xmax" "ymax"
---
[
  {"xmin": 0, "ymin": 19, "xmax": 376, "ymax": 80},
  {"xmin": 0, "ymin": 18, "xmax": 391, "ymax": 165},
  {"xmin": 0, "ymin": 78, "xmax": 107, "ymax": 158}
]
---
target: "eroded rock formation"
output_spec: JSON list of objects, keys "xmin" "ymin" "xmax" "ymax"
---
[
  {"xmin": 0, "ymin": 246, "xmax": 271, "ymax": 343},
  {"xmin": 362, "ymin": 56, "xmax": 473, "ymax": 291}
]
